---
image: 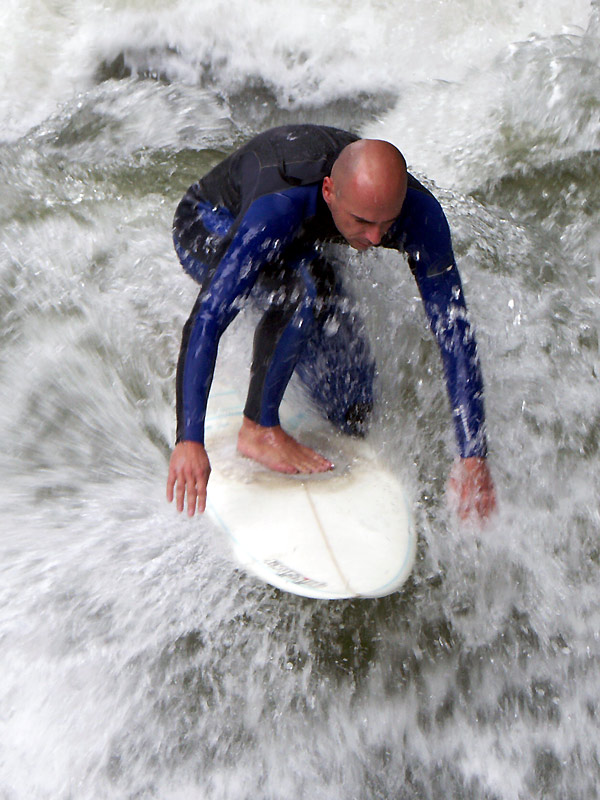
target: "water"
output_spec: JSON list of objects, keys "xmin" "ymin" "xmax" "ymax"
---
[{"xmin": 1, "ymin": 1, "xmax": 599, "ymax": 797}]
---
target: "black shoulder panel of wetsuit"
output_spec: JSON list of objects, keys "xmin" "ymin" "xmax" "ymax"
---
[{"xmin": 197, "ymin": 125, "xmax": 359, "ymax": 216}]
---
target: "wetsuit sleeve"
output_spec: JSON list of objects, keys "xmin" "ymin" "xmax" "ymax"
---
[
  {"xmin": 388, "ymin": 188, "xmax": 488, "ymax": 458},
  {"xmin": 177, "ymin": 191, "xmax": 307, "ymax": 444}
]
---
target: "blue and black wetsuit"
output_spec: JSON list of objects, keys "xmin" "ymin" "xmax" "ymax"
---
[{"xmin": 173, "ymin": 124, "xmax": 487, "ymax": 458}]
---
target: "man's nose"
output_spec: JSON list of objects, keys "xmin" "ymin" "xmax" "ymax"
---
[{"xmin": 365, "ymin": 224, "xmax": 384, "ymax": 245}]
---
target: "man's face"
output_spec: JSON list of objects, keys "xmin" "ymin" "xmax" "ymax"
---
[{"xmin": 322, "ymin": 175, "xmax": 405, "ymax": 251}]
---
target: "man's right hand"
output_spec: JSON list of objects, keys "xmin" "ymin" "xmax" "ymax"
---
[{"xmin": 166, "ymin": 441, "xmax": 211, "ymax": 517}]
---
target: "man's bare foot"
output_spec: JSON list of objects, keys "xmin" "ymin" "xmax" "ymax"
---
[{"xmin": 237, "ymin": 416, "xmax": 334, "ymax": 474}]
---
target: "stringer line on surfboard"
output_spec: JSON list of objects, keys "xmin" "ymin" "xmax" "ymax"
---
[{"xmin": 302, "ymin": 483, "xmax": 356, "ymax": 596}]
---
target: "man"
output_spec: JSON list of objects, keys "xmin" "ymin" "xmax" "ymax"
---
[{"xmin": 166, "ymin": 124, "xmax": 496, "ymax": 522}]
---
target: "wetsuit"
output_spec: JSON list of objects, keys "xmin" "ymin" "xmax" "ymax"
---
[{"xmin": 173, "ymin": 124, "xmax": 487, "ymax": 458}]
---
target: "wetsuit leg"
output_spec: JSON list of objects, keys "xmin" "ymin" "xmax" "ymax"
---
[
  {"xmin": 295, "ymin": 284, "xmax": 375, "ymax": 436},
  {"xmin": 243, "ymin": 256, "xmax": 322, "ymax": 427},
  {"xmin": 245, "ymin": 253, "xmax": 375, "ymax": 436},
  {"xmin": 173, "ymin": 197, "xmax": 235, "ymax": 284}
]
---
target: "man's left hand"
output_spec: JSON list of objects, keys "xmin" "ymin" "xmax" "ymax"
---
[{"xmin": 447, "ymin": 456, "xmax": 497, "ymax": 524}]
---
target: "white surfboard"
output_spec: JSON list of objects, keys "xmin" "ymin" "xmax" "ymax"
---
[{"xmin": 204, "ymin": 381, "xmax": 416, "ymax": 599}]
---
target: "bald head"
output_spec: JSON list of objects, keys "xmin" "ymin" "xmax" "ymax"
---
[
  {"xmin": 332, "ymin": 139, "xmax": 407, "ymax": 206},
  {"xmin": 323, "ymin": 139, "xmax": 408, "ymax": 250}
]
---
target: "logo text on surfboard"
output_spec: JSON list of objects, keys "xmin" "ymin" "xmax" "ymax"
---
[{"xmin": 265, "ymin": 559, "xmax": 327, "ymax": 589}]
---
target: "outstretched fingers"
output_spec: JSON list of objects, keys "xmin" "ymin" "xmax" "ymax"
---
[
  {"xmin": 167, "ymin": 441, "xmax": 211, "ymax": 516},
  {"xmin": 447, "ymin": 456, "xmax": 497, "ymax": 525}
]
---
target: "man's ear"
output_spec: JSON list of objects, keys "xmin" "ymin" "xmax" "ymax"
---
[{"xmin": 322, "ymin": 176, "xmax": 334, "ymax": 205}]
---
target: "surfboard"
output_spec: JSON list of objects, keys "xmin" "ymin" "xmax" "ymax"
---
[{"xmin": 204, "ymin": 380, "xmax": 416, "ymax": 599}]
